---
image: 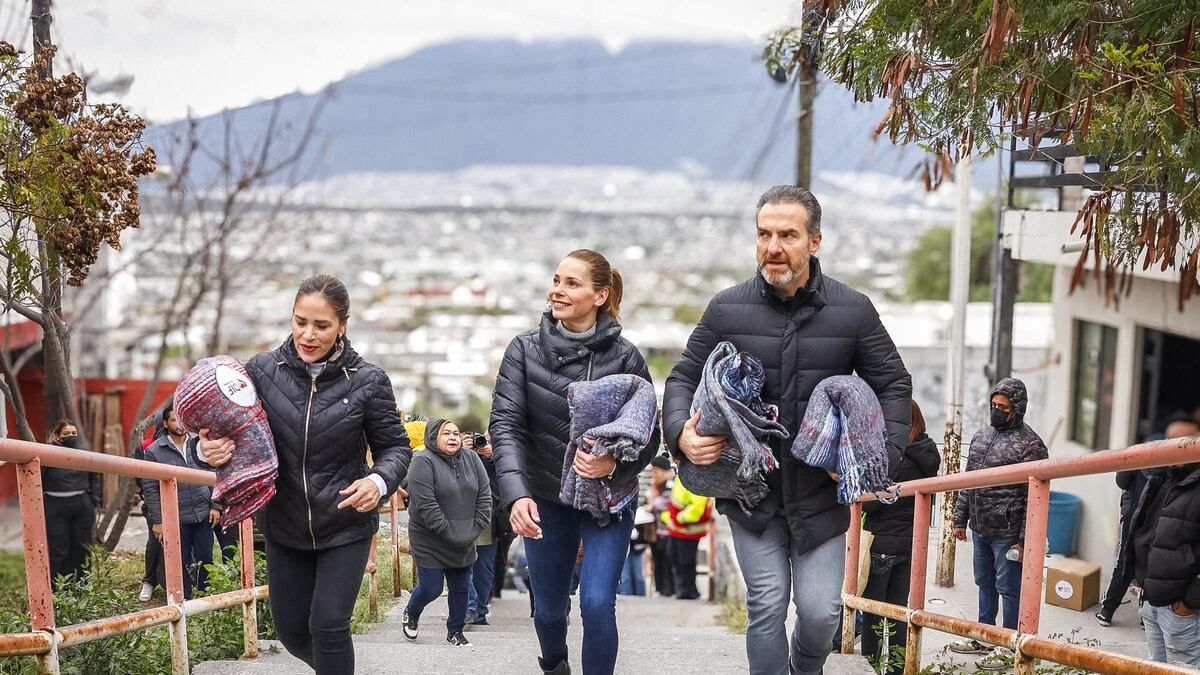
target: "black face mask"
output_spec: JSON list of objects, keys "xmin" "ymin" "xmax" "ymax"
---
[
  {"xmin": 990, "ymin": 407, "xmax": 1013, "ymax": 430},
  {"xmin": 58, "ymin": 435, "xmax": 82, "ymax": 450}
]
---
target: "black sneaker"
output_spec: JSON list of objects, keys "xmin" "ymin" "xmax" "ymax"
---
[
  {"xmin": 447, "ymin": 632, "xmax": 472, "ymax": 647},
  {"xmin": 468, "ymin": 615, "xmax": 489, "ymax": 626},
  {"xmin": 401, "ymin": 609, "xmax": 418, "ymax": 642},
  {"xmin": 1094, "ymin": 611, "xmax": 1112, "ymax": 627}
]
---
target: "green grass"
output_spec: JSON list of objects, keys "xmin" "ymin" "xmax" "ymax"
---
[
  {"xmin": 350, "ymin": 528, "xmax": 414, "ymax": 634},
  {"xmin": 0, "ymin": 552, "xmax": 27, "ymax": 613},
  {"xmin": 718, "ymin": 595, "xmax": 748, "ymax": 635}
]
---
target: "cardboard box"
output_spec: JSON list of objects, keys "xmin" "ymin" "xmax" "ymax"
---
[{"xmin": 1044, "ymin": 558, "xmax": 1101, "ymax": 611}]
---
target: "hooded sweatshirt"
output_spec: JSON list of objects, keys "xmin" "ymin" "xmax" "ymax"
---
[
  {"xmin": 952, "ymin": 378, "xmax": 1049, "ymax": 540},
  {"xmin": 864, "ymin": 432, "xmax": 941, "ymax": 554},
  {"xmin": 406, "ymin": 419, "xmax": 493, "ymax": 569}
]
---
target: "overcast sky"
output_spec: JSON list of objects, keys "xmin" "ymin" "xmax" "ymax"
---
[{"xmin": 22, "ymin": 1, "xmax": 799, "ymax": 123}]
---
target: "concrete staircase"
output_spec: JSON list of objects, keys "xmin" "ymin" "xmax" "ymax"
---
[{"xmin": 194, "ymin": 592, "xmax": 875, "ymax": 674}]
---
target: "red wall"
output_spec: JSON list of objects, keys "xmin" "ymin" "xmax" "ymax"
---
[{"xmin": 0, "ymin": 372, "xmax": 179, "ymax": 501}]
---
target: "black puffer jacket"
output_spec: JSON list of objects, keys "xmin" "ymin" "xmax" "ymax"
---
[
  {"xmin": 43, "ymin": 437, "xmax": 102, "ymax": 506},
  {"xmin": 664, "ymin": 261, "xmax": 912, "ymax": 554},
  {"xmin": 864, "ymin": 433, "xmax": 940, "ymax": 555},
  {"xmin": 246, "ymin": 337, "xmax": 410, "ymax": 550},
  {"xmin": 952, "ymin": 378, "xmax": 1049, "ymax": 539},
  {"xmin": 1140, "ymin": 464, "xmax": 1200, "ymax": 609},
  {"xmin": 490, "ymin": 312, "xmax": 661, "ymax": 507}
]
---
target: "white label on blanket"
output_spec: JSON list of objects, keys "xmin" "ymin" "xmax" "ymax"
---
[
  {"xmin": 1054, "ymin": 580, "xmax": 1074, "ymax": 600},
  {"xmin": 215, "ymin": 365, "xmax": 256, "ymax": 408}
]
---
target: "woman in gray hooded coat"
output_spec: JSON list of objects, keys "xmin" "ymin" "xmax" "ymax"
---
[{"xmin": 402, "ymin": 419, "xmax": 492, "ymax": 647}]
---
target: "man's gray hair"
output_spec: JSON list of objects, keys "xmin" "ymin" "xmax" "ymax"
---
[{"xmin": 755, "ymin": 185, "xmax": 822, "ymax": 236}]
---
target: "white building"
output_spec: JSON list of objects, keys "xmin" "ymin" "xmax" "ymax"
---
[{"xmin": 1004, "ymin": 206, "xmax": 1200, "ymax": 570}]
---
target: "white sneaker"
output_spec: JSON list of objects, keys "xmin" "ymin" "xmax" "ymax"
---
[
  {"xmin": 138, "ymin": 582, "xmax": 154, "ymax": 602},
  {"xmin": 976, "ymin": 646, "xmax": 1015, "ymax": 671}
]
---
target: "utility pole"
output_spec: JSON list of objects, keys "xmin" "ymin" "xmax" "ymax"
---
[
  {"xmin": 796, "ymin": 60, "xmax": 815, "ymax": 189},
  {"xmin": 988, "ymin": 147, "xmax": 1017, "ymax": 384},
  {"xmin": 794, "ymin": 3, "xmax": 829, "ymax": 190},
  {"xmin": 31, "ymin": 0, "xmax": 51, "ymax": 74},
  {"xmin": 936, "ymin": 155, "xmax": 973, "ymax": 587}
]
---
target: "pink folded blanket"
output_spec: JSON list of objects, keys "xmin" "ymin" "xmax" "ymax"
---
[{"xmin": 174, "ymin": 355, "xmax": 278, "ymax": 529}]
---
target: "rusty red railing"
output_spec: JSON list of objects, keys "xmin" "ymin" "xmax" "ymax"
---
[
  {"xmin": 0, "ymin": 437, "xmax": 404, "ymax": 675},
  {"xmin": 841, "ymin": 434, "xmax": 1200, "ymax": 675}
]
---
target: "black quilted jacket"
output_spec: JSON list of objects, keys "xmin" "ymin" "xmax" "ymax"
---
[
  {"xmin": 489, "ymin": 312, "xmax": 661, "ymax": 508},
  {"xmin": 663, "ymin": 260, "xmax": 912, "ymax": 554},
  {"xmin": 1140, "ymin": 464, "xmax": 1200, "ymax": 609},
  {"xmin": 246, "ymin": 338, "xmax": 410, "ymax": 550}
]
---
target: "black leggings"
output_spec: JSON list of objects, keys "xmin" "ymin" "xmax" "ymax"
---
[{"xmin": 266, "ymin": 538, "xmax": 371, "ymax": 675}]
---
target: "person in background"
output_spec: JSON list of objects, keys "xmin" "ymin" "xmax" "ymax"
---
[
  {"xmin": 43, "ymin": 420, "xmax": 102, "ymax": 589},
  {"xmin": 860, "ymin": 401, "xmax": 940, "ymax": 675},
  {"xmin": 617, "ymin": 510, "xmax": 652, "ymax": 596},
  {"xmin": 141, "ymin": 402, "xmax": 217, "ymax": 600},
  {"xmin": 403, "ymin": 419, "xmax": 492, "ymax": 647},
  {"xmin": 1132, "ymin": 414, "xmax": 1200, "ymax": 666},
  {"xmin": 1096, "ymin": 433, "xmax": 1160, "ymax": 627},
  {"xmin": 662, "ymin": 477, "xmax": 713, "ymax": 601},
  {"xmin": 466, "ymin": 432, "xmax": 501, "ymax": 627},
  {"xmin": 950, "ymin": 377, "xmax": 1049, "ymax": 671},
  {"xmin": 647, "ymin": 455, "xmax": 675, "ymax": 598}
]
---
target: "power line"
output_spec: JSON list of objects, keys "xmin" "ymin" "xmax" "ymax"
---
[{"xmin": 340, "ymin": 81, "xmax": 762, "ymax": 105}]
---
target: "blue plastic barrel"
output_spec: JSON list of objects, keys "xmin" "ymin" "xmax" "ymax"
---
[{"xmin": 1046, "ymin": 492, "xmax": 1082, "ymax": 555}]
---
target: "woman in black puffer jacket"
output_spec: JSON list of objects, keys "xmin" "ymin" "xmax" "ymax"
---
[
  {"xmin": 861, "ymin": 400, "xmax": 940, "ymax": 675},
  {"xmin": 201, "ymin": 274, "xmax": 410, "ymax": 675},
  {"xmin": 490, "ymin": 249, "xmax": 660, "ymax": 675}
]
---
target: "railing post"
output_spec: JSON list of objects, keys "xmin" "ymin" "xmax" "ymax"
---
[
  {"xmin": 367, "ymin": 535, "xmax": 379, "ymax": 620},
  {"xmin": 904, "ymin": 492, "xmax": 932, "ymax": 675},
  {"xmin": 1014, "ymin": 477, "xmax": 1050, "ymax": 674},
  {"xmin": 159, "ymin": 479, "xmax": 190, "ymax": 675},
  {"xmin": 239, "ymin": 518, "xmax": 258, "ymax": 660},
  {"xmin": 707, "ymin": 519, "xmax": 718, "ymax": 603},
  {"xmin": 17, "ymin": 460, "xmax": 59, "ymax": 674},
  {"xmin": 390, "ymin": 495, "xmax": 401, "ymax": 598},
  {"xmin": 841, "ymin": 502, "xmax": 862, "ymax": 655}
]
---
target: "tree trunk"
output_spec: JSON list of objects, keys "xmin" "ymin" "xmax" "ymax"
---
[
  {"xmin": 30, "ymin": 0, "xmax": 51, "ymax": 76},
  {"xmin": 97, "ymin": 413, "xmax": 154, "ymax": 551}
]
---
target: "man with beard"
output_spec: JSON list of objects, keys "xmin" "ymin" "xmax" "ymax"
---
[
  {"xmin": 665, "ymin": 185, "xmax": 912, "ymax": 675},
  {"xmin": 949, "ymin": 377, "xmax": 1049, "ymax": 671}
]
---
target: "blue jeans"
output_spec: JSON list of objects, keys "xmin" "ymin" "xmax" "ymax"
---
[
  {"xmin": 972, "ymin": 534, "xmax": 1021, "ymax": 630},
  {"xmin": 729, "ymin": 516, "xmax": 845, "ymax": 675},
  {"xmin": 617, "ymin": 550, "xmax": 645, "ymax": 596},
  {"xmin": 405, "ymin": 565, "xmax": 472, "ymax": 636},
  {"xmin": 525, "ymin": 498, "xmax": 635, "ymax": 675},
  {"xmin": 1140, "ymin": 601, "xmax": 1200, "ymax": 667},
  {"xmin": 467, "ymin": 543, "xmax": 497, "ymax": 618}
]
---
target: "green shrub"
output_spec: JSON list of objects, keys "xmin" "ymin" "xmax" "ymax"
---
[
  {"xmin": 0, "ymin": 553, "xmax": 171, "ymax": 675},
  {"xmin": 188, "ymin": 547, "xmax": 275, "ymax": 666}
]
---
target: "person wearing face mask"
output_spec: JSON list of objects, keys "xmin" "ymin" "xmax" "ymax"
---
[
  {"xmin": 198, "ymin": 274, "xmax": 410, "ymax": 675},
  {"xmin": 42, "ymin": 420, "xmax": 102, "ymax": 588},
  {"xmin": 490, "ymin": 248, "xmax": 661, "ymax": 675},
  {"xmin": 949, "ymin": 377, "xmax": 1048, "ymax": 671},
  {"xmin": 401, "ymin": 419, "xmax": 492, "ymax": 647}
]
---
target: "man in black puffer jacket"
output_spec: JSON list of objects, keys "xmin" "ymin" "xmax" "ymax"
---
[
  {"xmin": 1132, "ymin": 415, "xmax": 1200, "ymax": 666},
  {"xmin": 664, "ymin": 185, "xmax": 911, "ymax": 675},
  {"xmin": 950, "ymin": 377, "xmax": 1047, "ymax": 659}
]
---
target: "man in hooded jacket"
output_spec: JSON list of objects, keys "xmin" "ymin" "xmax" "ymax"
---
[{"xmin": 950, "ymin": 377, "xmax": 1048, "ymax": 668}]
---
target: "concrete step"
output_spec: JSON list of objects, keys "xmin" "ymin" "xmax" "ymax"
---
[{"xmin": 195, "ymin": 594, "xmax": 874, "ymax": 675}]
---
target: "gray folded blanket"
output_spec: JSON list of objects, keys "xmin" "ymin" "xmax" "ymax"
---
[
  {"xmin": 559, "ymin": 374, "xmax": 658, "ymax": 524},
  {"xmin": 680, "ymin": 341, "xmax": 789, "ymax": 513},
  {"xmin": 790, "ymin": 375, "xmax": 897, "ymax": 505}
]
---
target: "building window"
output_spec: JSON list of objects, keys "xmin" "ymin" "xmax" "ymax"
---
[{"xmin": 1070, "ymin": 320, "xmax": 1117, "ymax": 449}]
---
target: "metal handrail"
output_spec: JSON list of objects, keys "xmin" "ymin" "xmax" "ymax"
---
[
  {"xmin": 841, "ymin": 434, "xmax": 1200, "ymax": 675},
  {"xmin": 0, "ymin": 437, "xmax": 397, "ymax": 675}
]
